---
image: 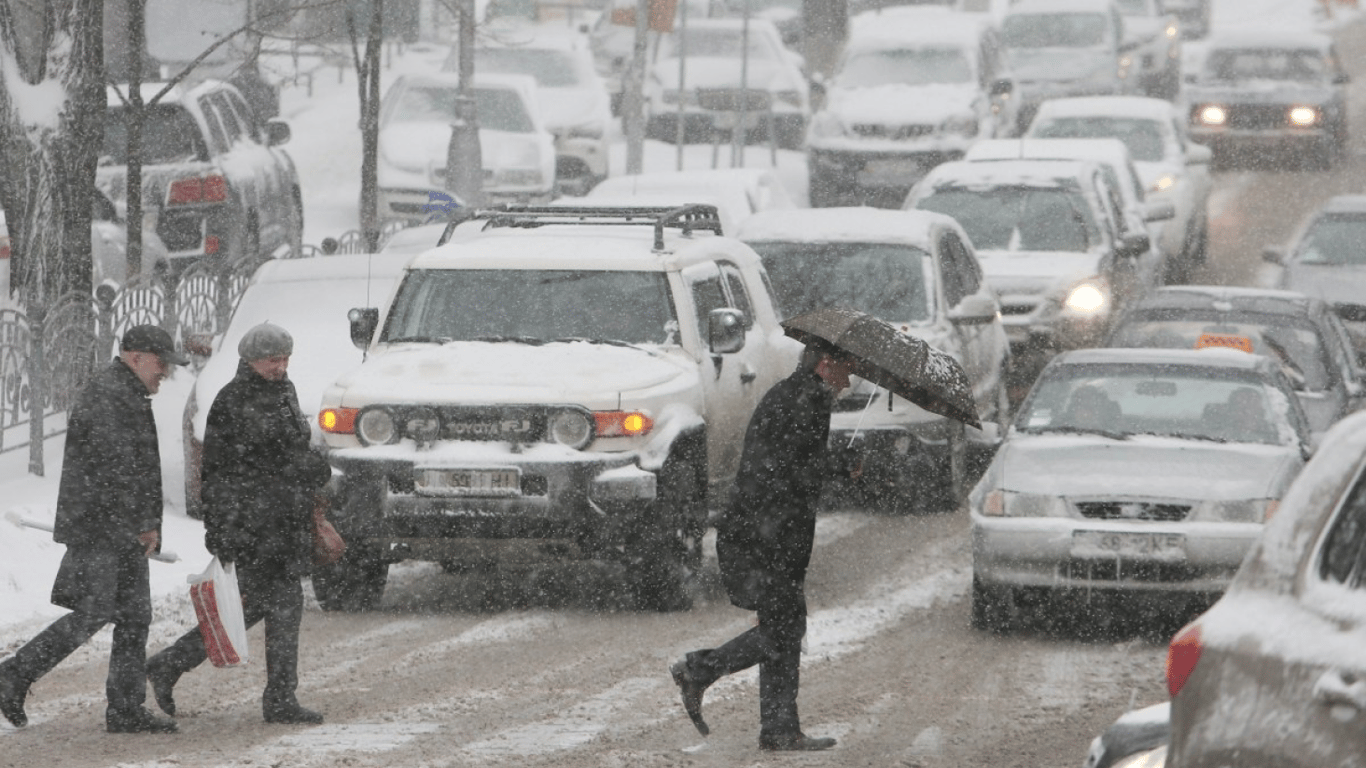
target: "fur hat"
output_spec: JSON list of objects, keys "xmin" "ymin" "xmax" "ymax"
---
[{"xmin": 238, "ymin": 322, "xmax": 293, "ymax": 361}]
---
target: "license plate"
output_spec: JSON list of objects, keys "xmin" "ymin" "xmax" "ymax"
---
[
  {"xmin": 1071, "ymin": 530, "xmax": 1186, "ymax": 561},
  {"xmin": 414, "ymin": 468, "xmax": 521, "ymax": 496}
]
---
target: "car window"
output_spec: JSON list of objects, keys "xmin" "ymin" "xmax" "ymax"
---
[
  {"xmin": 939, "ymin": 232, "xmax": 981, "ymax": 306},
  {"xmin": 688, "ymin": 263, "xmax": 730, "ymax": 344},
  {"xmin": 914, "ymin": 185, "xmax": 1100, "ymax": 252},
  {"xmin": 102, "ymin": 104, "xmax": 207, "ymax": 164},
  {"xmin": 1031, "ymin": 116, "xmax": 1166, "ymax": 163},
  {"xmin": 1317, "ymin": 462, "xmax": 1366, "ymax": 588},
  {"xmin": 1002, "ymin": 13, "xmax": 1107, "ymax": 48},
  {"xmin": 224, "ymin": 89, "xmax": 263, "ymax": 141},
  {"xmin": 748, "ymin": 240, "xmax": 932, "ymax": 323},
  {"xmin": 197, "ymin": 96, "xmax": 231, "ymax": 155},
  {"xmin": 1204, "ymin": 47, "xmax": 1330, "ymax": 82},
  {"xmin": 838, "ymin": 46, "xmax": 974, "ymax": 87},
  {"xmin": 381, "ymin": 268, "xmax": 679, "ymax": 345},
  {"xmin": 387, "ymin": 83, "xmax": 536, "ymax": 133},
  {"xmin": 209, "ymin": 93, "xmax": 245, "ymax": 146},
  {"xmin": 1293, "ymin": 213, "xmax": 1366, "ymax": 265},
  {"xmin": 719, "ymin": 262, "xmax": 755, "ymax": 330},
  {"xmin": 1017, "ymin": 363, "xmax": 1298, "ymax": 445}
]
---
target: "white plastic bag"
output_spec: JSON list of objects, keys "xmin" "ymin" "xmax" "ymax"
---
[{"xmin": 188, "ymin": 557, "xmax": 249, "ymax": 667}]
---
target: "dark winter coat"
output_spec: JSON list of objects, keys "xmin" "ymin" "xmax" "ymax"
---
[
  {"xmin": 50, "ymin": 358, "xmax": 162, "ymax": 618},
  {"xmin": 202, "ymin": 360, "xmax": 331, "ymax": 577},
  {"xmin": 716, "ymin": 367, "xmax": 839, "ymax": 610}
]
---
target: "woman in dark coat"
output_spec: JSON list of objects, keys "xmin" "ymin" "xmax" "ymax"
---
[
  {"xmin": 669, "ymin": 343, "xmax": 856, "ymax": 751},
  {"xmin": 146, "ymin": 322, "xmax": 331, "ymax": 724}
]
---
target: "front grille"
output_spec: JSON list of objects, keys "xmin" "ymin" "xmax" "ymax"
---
[
  {"xmin": 1000, "ymin": 303, "xmax": 1036, "ymax": 317},
  {"xmin": 1224, "ymin": 104, "xmax": 1293, "ymax": 130},
  {"xmin": 1064, "ymin": 558, "xmax": 1201, "ymax": 582},
  {"xmin": 434, "ymin": 406, "xmax": 543, "ymax": 442},
  {"xmin": 1074, "ymin": 502, "xmax": 1191, "ymax": 521},
  {"xmin": 851, "ymin": 123, "xmax": 935, "ymax": 140}
]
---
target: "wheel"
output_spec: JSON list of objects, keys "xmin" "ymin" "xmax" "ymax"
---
[
  {"xmin": 625, "ymin": 455, "xmax": 705, "ymax": 612},
  {"xmin": 312, "ymin": 548, "xmax": 389, "ymax": 611},
  {"xmin": 970, "ymin": 576, "xmax": 1015, "ymax": 632}
]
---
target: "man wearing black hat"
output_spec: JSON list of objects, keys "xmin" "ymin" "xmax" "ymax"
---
[
  {"xmin": 0, "ymin": 325, "xmax": 187, "ymax": 734},
  {"xmin": 146, "ymin": 322, "xmax": 331, "ymax": 725}
]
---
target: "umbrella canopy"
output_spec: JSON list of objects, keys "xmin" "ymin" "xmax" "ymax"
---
[{"xmin": 781, "ymin": 307, "xmax": 982, "ymax": 429}]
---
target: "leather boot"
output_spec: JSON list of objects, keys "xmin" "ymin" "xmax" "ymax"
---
[
  {"xmin": 669, "ymin": 659, "xmax": 711, "ymax": 736},
  {"xmin": 0, "ymin": 660, "xmax": 28, "ymax": 728},
  {"xmin": 145, "ymin": 656, "xmax": 181, "ymax": 717},
  {"xmin": 264, "ymin": 696, "xmax": 324, "ymax": 725},
  {"xmin": 759, "ymin": 731, "xmax": 837, "ymax": 751},
  {"xmin": 106, "ymin": 706, "xmax": 178, "ymax": 734}
]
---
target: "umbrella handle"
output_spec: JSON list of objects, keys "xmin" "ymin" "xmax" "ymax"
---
[{"xmin": 848, "ymin": 388, "xmax": 878, "ymax": 448}]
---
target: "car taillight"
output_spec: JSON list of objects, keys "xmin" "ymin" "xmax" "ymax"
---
[
  {"xmin": 0, "ymin": 236, "xmax": 9, "ymax": 259},
  {"xmin": 594, "ymin": 410, "xmax": 653, "ymax": 437},
  {"xmin": 202, "ymin": 175, "xmax": 227, "ymax": 202},
  {"xmin": 319, "ymin": 407, "xmax": 359, "ymax": 434},
  {"xmin": 167, "ymin": 175, "xmax": 229, "ymax": 205},
  {"xmin": 1166, "ymin": 623, "xmax": 1203, "ymax": 697},
  {"xmin": 204, "ymin": 235, "xmax": 220, "ymax": 254}
]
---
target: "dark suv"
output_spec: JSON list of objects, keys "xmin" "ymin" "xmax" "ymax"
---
[{"xmin": 98, "ymin": 79, "xmax": 304, "ymax": 276}]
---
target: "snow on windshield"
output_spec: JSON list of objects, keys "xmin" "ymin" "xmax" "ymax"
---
[
  {"xmin": 1031, "ymin": 116, "xmax": 1167, "ymax": 163},
  {"xmin": 748, "ymin": 241, "xmax": 933, "ymax": 323},
  {"xmin": 914, "ymin": 185, "xmax": 1100, "ymax": 252},
  {"xmin": 1002, "ymin": 12, "xmax": 1107, "ymax": 48},
  {"xmin": 838, "ymin": 47, "xmax": 974, "ymax": 88}
]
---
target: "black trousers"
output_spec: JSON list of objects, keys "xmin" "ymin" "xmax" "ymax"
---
[
  {"xmin": 6, "ymin": 545, "xmax": 151, "ymax": 712},
  {"xmin": 686, "ymin": 574, "xmax": 807, "ymax": 737},
  {"xmin": 150, "ymin": 557, "xmax": 304, "ymax": 703}
]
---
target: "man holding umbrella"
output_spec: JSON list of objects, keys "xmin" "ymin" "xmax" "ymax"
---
[
  {"xmin": 669, "ymin": 340, "xmax": 856, "ymax": 751},
  {"xmin": 669, "ymin": 308, "xmax": 979, "ymax": 751}
]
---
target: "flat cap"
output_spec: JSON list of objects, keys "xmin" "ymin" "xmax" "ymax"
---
[
  {"xmin": 121, "ymin": 324, "xmax": 189, "ymax": 365},
  {"xmin": 238, "ymin": 322, "xmax": 293, "ymax": 361}
]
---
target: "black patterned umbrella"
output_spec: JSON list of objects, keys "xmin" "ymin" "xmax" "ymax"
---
[{"xmin": 782, "ymin": 307, "xmax": 981, "ymax": 429}]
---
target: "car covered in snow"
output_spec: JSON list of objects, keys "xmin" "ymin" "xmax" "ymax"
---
[
  {"xmin": 1183, "ymin": 29, "xmax": 1350, "ymax": 169},
  {"xmin": 100, "ymin": 79, "xmax": 303, "ymax": 276},
  {"xmin": 903, "ymin": 158, "xmax": 1159, "ymax": 367},
  {"xmin": 314, "ymin": 204, "xmax": 797, "ymax": 612},
  {"xmin": 1165, "ymin": 407, "xmax": 1366, "ymax": 767},
  {"xmin": 376, "ymin": 72, "xmax": 557, "ymax": 219},
  {"xmin": 806, "ymin": 7, "xmax": 1018, "ymax": 208},
  {"xmin": 1024, "ymin": 96, "xmax": 1213, "ymax": 283},
  {"xmin": 737, "ymin": 206, "xmax": 1010, "ymax": 511},
  {"xmin": 585, "ymin": 166, "xmax": 798, "ymax": 234},
  {"xmin": 970, "ymin": 347, "xmax": 1312, "ymax": 632},
  {"xmin": 1266, "ymin": 194, "xmax": 1366, "ymax": 362},
  {"xmin": 1113, "ymin": 0, "xmax": 1182, "ymax": 99}
]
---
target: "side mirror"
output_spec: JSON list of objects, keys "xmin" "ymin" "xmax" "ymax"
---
[
  {"xmin": 1119, "ymin": 232, "xmax": 1151, "ymax": 257},
  {"xmin": 1263, "ymin": 245, "xmax": 1285, "ymax": 265},
  {"xmin": 948, "ymin": 293, "xmax": 999, "ymax": 325},
  {"xmin": 265, "ymin": 119, "xmax": 291, "ymax": 147},
  {"xmin": 1143, "ymin": 199, "xmax": 1176, "ymax": 223},
  {"xmin": 1186, "ymin": 143, "xmax": 1212, "ymax": 165},
  {"xmin": 709, "ymin": 308, "xmax": 747, "ymax": 354},
  {"xmin": 989, "ymin": 78, "xmax": 1014, "ymax": 97},
  {"xmin": 349, "ymin": 307, "xmax": 379, "ymax": 350}
]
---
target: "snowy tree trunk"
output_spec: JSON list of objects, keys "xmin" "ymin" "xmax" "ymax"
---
[{"xmin": 0, "ymin": 0, "xmax": 103, "ymax": 307}]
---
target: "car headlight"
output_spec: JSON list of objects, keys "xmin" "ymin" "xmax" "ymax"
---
[
  {"xmin": 1063, "ymin": 282, "xmax": 1108, "ymax": 315},
  {"xmin": 402, "ymin": 407, "xmax": 441, "ymax": 445},
  {"xmin": 1196, "ymin": 104, "xmax": 1227, "ymax": 126},
  {"xmin": 1288, "ymin": 106, "xmax": 1320, "ymax": 127},
  {"xmin": 1112, "ymin": 746, "xmax": 1167, "ymax": 768},
  {"xmin": 981, "ymin": 489, "xmax": 1068, "ymax": 517},
  {"xmin": 547, "ymin": 408, "xmax": 593, "ymax": 449},
  {"xmin": 1150, "ymin": 173, "xmax": 1177, "ymax": 194},
  {"xmin": 942, "ymin": 114, "xmax": 979, "ymax": 138},
  {"xmin": 808, "ymin": 111, "xmax": 846, "ymax": 140},
  {"xmin": 1203, "ymin": 498, "xmax": 1278, "ymax": 523},
  {"xmin": 356, "ymin": 407, "xmax": 400, "ymax": 446}
]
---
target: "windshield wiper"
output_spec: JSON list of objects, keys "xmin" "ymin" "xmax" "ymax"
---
[
  {"xmin": 1142, "ymin": 431, "xmax": 1232, "ymax": 444},
  {"xmin": 469, "ymin": 335, "xmax": 546, "ymax": 345},
  {"xmin": 385, "ymin": 335, "xmax": 453, "ymax": 344},
  {"xmin": 1026, "ymin": 425, "xmax": 1130, "ymax": 441}
]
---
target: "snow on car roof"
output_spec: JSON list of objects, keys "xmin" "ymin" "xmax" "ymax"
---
[
  {"xmin": 252, "ymin": 251, "xmax": 414, "ymax": 283},
  {"xmin": 920, "ymin": 158, "xmax": 1093, "ymax": 189},
  {"xmin": 848, "ymin": 8, "xmax": 989, "ymax": 48},
  {"xmin": 735, "ymin": 206, "xmax": 955, "ymax": 249},
  {"xmin": 1032, "ymin": 95, "xmax": 1179, "ymax": 121},
  {"xmin": 1006, "ymin": 0, "xmax": 1116, "ymax": 15},
  {"xmin": 1205, "ymin": 28, "xmax": 1333, "ymax": 51},
  {"xmin": 1134, "ymin": 285, "xmax": 1318, "ymax": 316},
  {"xmin": 965, "ymin": 138, "xmax": 1134, "ymax": 167},
  {"xmin": 408, "ymin": 226, "xmax": 757, "ymax": 271},
  {"xmin": 1054, "ymin": 346, "xmax": 1275, "ymax": 371}
]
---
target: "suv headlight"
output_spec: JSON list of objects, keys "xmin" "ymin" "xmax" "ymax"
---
[
  {"xmin": 1063, "ymin": 281, "xmax": 1108, "ymax": 315},
  {"xmin": 357, "ymin": 407, "xmax": 400, "ymax": 446},
  {"xmin": 1288, "ymin": 106, "xmax": 1320, "ymax": 127},
  {"xmin": 981, "ymin": 489, "xmax": 1067, "ymax": 517},
  {"xmin": 548, "ymin": 408, "xmax": 593, "ymax": 449},
  {"xmin": 809, "ymin": 111, "xmax": 846, "ymax": 140},
  {"xmin": 1196, "ymin": 104, "xmax": 1227, "ymax": 126},
  {"xmin": 1149, "ymin": 173, "xmax": 1177, "ymax": 194}
]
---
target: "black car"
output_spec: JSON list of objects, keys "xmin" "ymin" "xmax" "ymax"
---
[
  {"xmin": 1105, "ymin": 285, "xmax": 1366, "ymax": 435},
  {"xmin": 1184, "ymin": 29, "xmax": 1350, "ymax": 169}
]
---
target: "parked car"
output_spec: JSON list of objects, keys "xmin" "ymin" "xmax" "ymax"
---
[
  {"xmin": 1265, "ymin": 194, "xmax": 1366, "ymax": 362},
  {"xmin": 1083, "ymin": 701, "xmax": 1169, "ymax": 768},
  {"xmin": 588, "ymin": 0, "xmax": 711, "ymax": 115},
  {"xmin": 1106, "ymin": 285, "xmax": 1366, "ymax": 436},
  {"xmin": 737, "ymin": 206, "xmax": 1010, "ymax": 510},
  {"xmin": 806, "ymin": 6, "xmax": 1018, "ymax": 208},
  {"xmin": 1183, "ymin": 29, "xmax": 1350, "ymax": 169},
  {"xmin": 1113, "ymin": 0, "xmax": 1182, "ymax": 99},
  {"xmin": 100, "ymin": 79, "xmax": 303, "ymax": 276},
  {"xmin": 447, "ymin": 30, "xmax": 613, "ymax": 196},
  {"xmin": 1001, "ymin": 0, "xmax": 1138, "ymax": 134},
  {"xmin": 644, "ymin": 17, "xmax": 811, "ymax": 149},
  {"xmin": 376, "ymin": 72, "xmax": 557, "ymax": 220},
  {"xmin": 585, "ymin": 167, "xmax": 798, "ymax": 233},
  {"xmin": 903, "ymin": 158, "xmax": 1159, "ymax": 367},
  {"xmin": 970, "ymin": 347, "xmax": 1313, "ymax": 632},
  {"xmin": 1024, "ymin": 96, "xmax": 1213, "ymax": 282},
  {"xmin": 182, "ymin": 251, "xmax": 411, "ymax": 518},
  {"xmin": 315, "ymin": 204, "xmax": 798, "ymax": 612},
  {"xmin": 1165, "ymin": 407, "xmax": 1366, "ymax": 767}
]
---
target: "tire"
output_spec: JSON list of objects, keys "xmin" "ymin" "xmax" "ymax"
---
[
  {"xmin": 313, "ymin": 549, "xmax": 389, "ymax": 611},
  {"xmin": 625, "ymin": 456, "xmax": 705, "ymax": 612},
  {"xmin": 970, "ymin": 576, "xmax": 1014, "ymax": 633}
]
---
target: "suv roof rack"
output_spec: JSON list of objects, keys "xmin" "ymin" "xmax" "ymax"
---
[{"xmin": 436, "ymin": 204, "xmax": 724, "ymax": 251}]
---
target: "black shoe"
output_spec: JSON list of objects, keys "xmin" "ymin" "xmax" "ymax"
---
[
  {"xmin": 759, "ymin": 732, "xmax": 837, "ymax": 751},
  {"xmin": 669, "ymin": 659, "xmax": 710, "ymax": 736},
  {"xmin": 0, "ymin": 662, "xmax": 28, "ymax": 728},
  {"xmin": 106, "ymin": 706, "xmax": 178, "ymax": 734},
  {"xmin": 264, "ymin": 699, "xmax": 324, "ymax": 725},
  {"xmin": 145, "ymin": 657, "xmax": 179, "ymax": 717}
]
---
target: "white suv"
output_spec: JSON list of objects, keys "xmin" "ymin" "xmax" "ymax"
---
[{"xmin": 315, "ymin": 205, "xmax": 796, "ymax": 611}]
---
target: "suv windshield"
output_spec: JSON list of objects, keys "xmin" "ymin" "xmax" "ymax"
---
[
  {"xmin": 1031, "ymin": 117, "xmax": 1167, "ymax": 162},
  {"xmin": 382, "ymin": 269, "xmax": 679, "ymax": 344},
  {"xmin": 748, "ymin": 241, "xmax": 932, "ymax": 322},
  {"xmin": 102, "ymin": 105, "xmax": 206, "ymax": 165},
  {"xmin": 1018, "ymin": 363, "xmax": 1297, "ymax": 445},
  {"xmin": 475, "ymin": 48, "xmax": 582, "ymax": 88},
  {"xmin": 658, "ymin": 28, "xmax": 772, "ymax": 60},
  {"xmin": 1203, "ymin": 48, "xmax": 1330, "ymax": 82},
  {"xmin": 1294, "ymin": 213, "xmax": 1366, "ymax": 265},
  {"xmin": 914, "ymin": 185, "xmax": 1099, "ymax": 252},
  {"xmin": 389, "ymin": 84, "xmax": 534, "ymax": 133},
  {"xmin": 839, "ymin": 47, "xmax": 974, "ymax": 87},
  {"xmin": 1002, "ymin": 13, "xmax": 1107, "ymax": 48}
]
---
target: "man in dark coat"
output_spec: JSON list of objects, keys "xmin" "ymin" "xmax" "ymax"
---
[
  {"xmin": 146, "ymin": 322, "xmax": 331, "ymax": 725},
  {"xmin": 0, "ymin": 325, "xmax": 187, "ymax": 733},
  {"xmin": 669, "ymin": 342, "xmax": 856, "ymax": 751}
]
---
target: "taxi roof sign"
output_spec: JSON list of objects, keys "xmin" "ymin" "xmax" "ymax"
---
[{"xmin": 1196, "ymin": 333, "xmax": 1254, "ymax": 353}]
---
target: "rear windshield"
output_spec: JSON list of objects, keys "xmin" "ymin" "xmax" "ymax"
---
[
  {"xmin": 388, "ymin": 84, "xmax": 535, "ymax": 133},
  {"xmin": 1293, "ymin": 213, "xmax": 1366, "ymax": 265},
  {"xmin": 748, "ymin": 241, "xmax": 932, "ymax": 323},
  {"xmin": 1002, "ymin": 13, "xmax": 1107, "ymax": 48},
  {"xmin": 102, "ymin": 105, "xmax": 206, "ymax": 165},
  {"xmin": 1203, "ymin": 47, "xmax": 1330, "ymax": 82},
  {"xmin": 913, "ymin": 185, "xmax": 1099, "ymax": 252},
  {"xmin": 839, "ymin": 47, "xmax": 974, "ymax": 87},
  {"xmin": 1030, "ymin": 116, "xmax": 1166, "ymax": 163}
]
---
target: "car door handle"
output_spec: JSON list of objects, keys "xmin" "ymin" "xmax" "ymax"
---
[
  {"xmin": 740, "ymin": 363, "xmax": 757, "ymax": 384},
  {"xmin": 1313, "ymin": 669, "xmax": 1366, "ymax": 710}
]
